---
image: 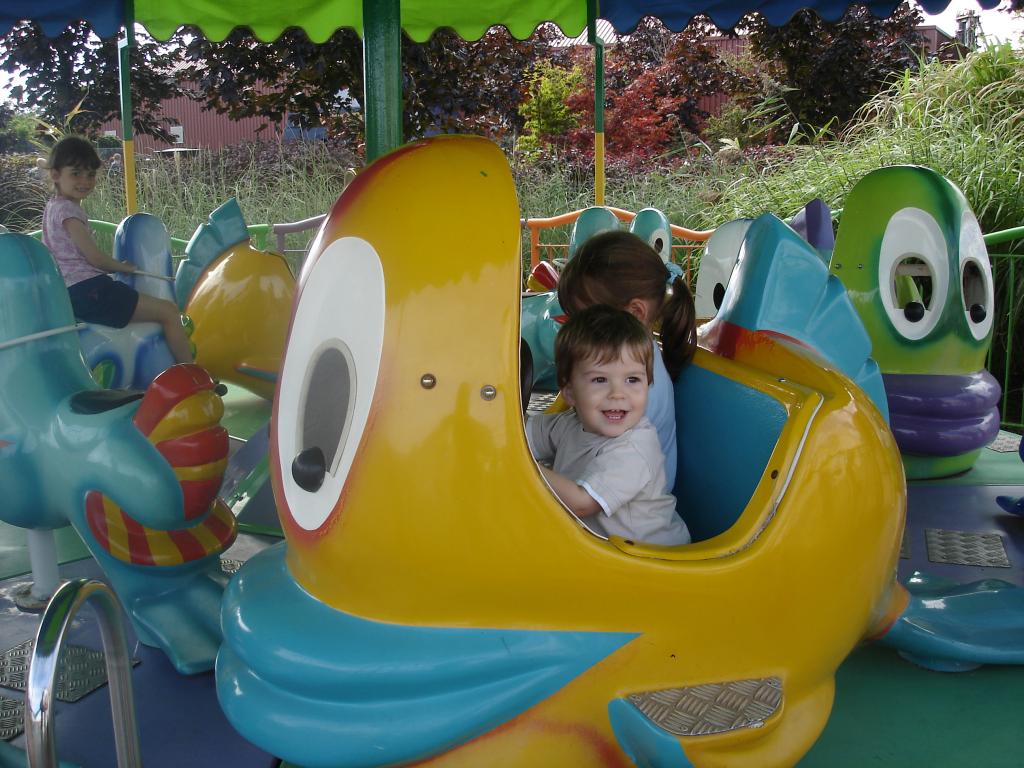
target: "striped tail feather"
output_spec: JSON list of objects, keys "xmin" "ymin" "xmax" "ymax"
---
[{"xmin": 86, "ymin": 363, "xmax": 236, "ymax": 562}]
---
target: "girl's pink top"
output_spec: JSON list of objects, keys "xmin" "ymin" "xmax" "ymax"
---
[{"xmin": 42, "ymin": 196, "xmax": 103, "ymax": 287}]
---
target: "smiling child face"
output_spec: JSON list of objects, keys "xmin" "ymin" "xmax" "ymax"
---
[
  {"xmin": 51, "ymin": 164, "xmax": 97, "ymax": 202},
  {"xmin": 562, "ymin": 348, "xmax": 649, "ymax": 438}
]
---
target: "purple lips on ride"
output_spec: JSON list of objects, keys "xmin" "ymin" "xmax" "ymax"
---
[{"xmin": 882, "ymin": 371, "xmax": 1002, "ymax": 457}]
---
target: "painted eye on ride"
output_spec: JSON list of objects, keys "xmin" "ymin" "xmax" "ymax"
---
[
  {"xmin": 646, "ymin": 226, "xmax": 672, "ymax": 263},
  {"xmin": 276, "ymin": 236, "xmax": 385, "ymax": 531},
  {"xmin": 957, "ymin": 210, "xmax": 994, "ymax": 342},
  {"xmin": 694, "ymin": 219, "xmax": 752, "ymax": 320},
  {"xmin": 877, "ymin": 207, "xmax": 950, "ymax": 341}
]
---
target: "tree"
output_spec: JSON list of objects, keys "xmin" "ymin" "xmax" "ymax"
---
[
  {"xmin": 705, "ymin": 45, "xmax": 791, "ymax": 147},
  {"xmin": 181, "ymin": 25, "xmax": 557, "ymax": 147},
  {"xmin": 0, "ymin": 104, "xmax": 36, "ymax": 153},
  {"xmin": 402, "ymin": 27, "xmax": 559, "ymax": 139},
  {"xmin": 517, "ymin": 61, "xmax": 585, "ymax": 152},
  {"xmin": 558, "ymin": 20, "xmax": 728, "ymax": 163},
  {"xmin": 742, "ymin": 3, "xmax": 924, "ymax": 134},
  {"xmin": 0, "ymin": 22, "xmax": 190, "ymax": 141}
]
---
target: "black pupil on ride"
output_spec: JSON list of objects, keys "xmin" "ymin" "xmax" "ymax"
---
[
  {"xmin": 894, "ymin": 256, "xmax": 933, "ymax": 312},
  {"xmin": 713, "ymin": 283, "xmax": 726, "ymax": 310},
  {"xmin": 962, "ymin": 261, "xmax": 986, "ymax": 323},
  {"xmin": 301, "ymin": 345, "xmax": 354, "ymax": 476}
]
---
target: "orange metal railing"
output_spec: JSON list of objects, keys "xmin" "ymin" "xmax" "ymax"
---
[{"xmin": 524, "ymin": 206, "xmax": 714, "ymax": 286}]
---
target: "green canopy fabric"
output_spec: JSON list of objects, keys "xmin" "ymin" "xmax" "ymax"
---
[{"xmin": 134, "ymin": 0, "xmax": 587, "ymax": 42}]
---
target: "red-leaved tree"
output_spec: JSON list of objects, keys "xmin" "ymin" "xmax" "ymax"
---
[{"xmin": 558, "ymin": 19, "xmax": 727, "ymax": 165}]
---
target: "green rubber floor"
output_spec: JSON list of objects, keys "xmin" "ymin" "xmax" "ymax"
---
[
  {"xmin": 916, "ymin": 430, "xmax": 1024, "ymax": 487},
  {"xmin": 220, "ymin": 383, "xmax": 272, "ymax": 441},
  {"xmin": 800, "ymin": 644, "xmax": 1023, "ymax": 766},
  {"xmin": 0, "ymin": 523, "xmax": 90, "ymax": 580}
]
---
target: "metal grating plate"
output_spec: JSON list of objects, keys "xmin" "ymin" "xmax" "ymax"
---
[
  {"xmin": 627, "ymin": 677, "xmax": 782, "ymax": 736},
  {"xmin": 526, "ymin": 391, "xmax": 558, "ymax": 416},
  {"xmin": 987, "ymin": 432, "xmax": 1022, "ymax": 453},
  {"xmin": 220, "ymin": 558, "xmax": 244, "ymax": 575},
  {"xmin": 0, "ymin": 640, "xmax": 139, "ymax": 703},
  {"xmin": 1, "ymin": 695, "xmax": 24, "ymax": 741},
  {"xmin": 925, "ymin": 529, "xmax": 1011, "ymax": 568}
]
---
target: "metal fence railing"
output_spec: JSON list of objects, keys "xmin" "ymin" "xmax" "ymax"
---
[
  {"xmin": 987, "ymin": 250, "xmax": 1022, "ymax": 432},
  {"xmin": 984, "ymin": 226, "xmax": 1023, "ymax": 432},
  {"xmin": 523, "ymin": 207, "xmax": 714, "ymax": 288}
]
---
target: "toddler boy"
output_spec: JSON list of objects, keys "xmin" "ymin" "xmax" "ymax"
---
[{"xmin": 527, "ymin": 305, "xmax": 690, "ymax": 546}]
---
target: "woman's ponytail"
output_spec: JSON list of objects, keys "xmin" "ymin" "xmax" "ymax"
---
[{"xmin": 658, "ymin": 276, "xmax": 697, "ymax": 381}]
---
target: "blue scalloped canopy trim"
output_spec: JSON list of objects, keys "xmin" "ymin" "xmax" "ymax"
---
[
  {"xmin": 602, "ymin": 0, "xmax": 997, "ymax": 32},
  {"xmin": 1, "ymin": 0, "xmax": 123, "ymax": 37},
  {"xmin": 217, "ymin": 544, "xmax": 639, "ymax": 768}
]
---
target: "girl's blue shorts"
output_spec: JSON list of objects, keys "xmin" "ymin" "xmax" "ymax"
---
[{"xmin": 67, "ymin": 275, "xmax": 139, "ymax": 328}]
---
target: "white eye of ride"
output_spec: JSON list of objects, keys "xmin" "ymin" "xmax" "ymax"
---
[
  {"xmin": 877, "ymin": 208, "xmax": 950, "ymax": 341},
  {"xmin": 647, "ymin": 227, "xmax": 671, "ymax": 263},
  {"xmin": 277, "ymin": 236, "xmax": 385, "ymax": 531},
  {"xmin": 694, "ymin": 219, "xmax": 752, "ymax": 320},
  {"xmin": 958, "ymin": 210, "xmax": 994, "ymax": 341}
]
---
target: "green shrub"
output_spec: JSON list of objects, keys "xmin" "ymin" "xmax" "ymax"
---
[
  {"xmin": 0, "ymin": 154, "xmax": 47, "ymax": 231},
  {"xmin": 518, "ymin": 62, "xmax": 585, "ymax": 152}
]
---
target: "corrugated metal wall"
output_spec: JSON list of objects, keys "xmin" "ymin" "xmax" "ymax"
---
[{"xmin": 98, "ymin": 94, "xmax": 284, "ymax": 153}]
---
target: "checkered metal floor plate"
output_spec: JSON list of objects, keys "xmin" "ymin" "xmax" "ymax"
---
[
  {"xmin": 627, "ymin": 677, "xmax": 782, "ymax": 736},
  {"xmin": 0, "ymin": 639, "xmax": 140, "ymax": 704},
  {"xmin": 925, "ymin": 529, "xmax": 1011, "ymax": 568},
  {"xmin": 526, "ymin": 391, "xmax": 558, "ymax": 416},
  {"xmin": 988, "ymin": 431, "xmax": 1022, "ymax": 453},
  {"xmin": 0, "ymin": 695, "xmax": 23, "ymax": 741}
]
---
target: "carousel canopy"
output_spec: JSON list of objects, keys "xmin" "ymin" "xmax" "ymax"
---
[{"xmin": 1, "ymin": 0, "xmax": 1001, "ymax": 42}]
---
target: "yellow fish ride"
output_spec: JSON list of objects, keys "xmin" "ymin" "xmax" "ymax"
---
[
  {"xmin": 216, "ymin": 135, "xmax": 907, "ymax": 768},
  {"xmin": 176, "ymin": 199, "xmax": 296, "ymax": 400}
]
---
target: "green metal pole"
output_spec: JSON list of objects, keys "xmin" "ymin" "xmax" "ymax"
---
[
  {"xmin": 984, "ymin": 225, "xmax": 1024, "ymax": 247},
  {"xmin": 587, "ymin": 0, "xmax": 605, "ymax": 205},
  {"xmin": 119, "ymin": 0, "xmax": 138, "ymax": 213},
  {"xmin": 363, "ymin": 0, "xmax": 403, "ymax": 162}
]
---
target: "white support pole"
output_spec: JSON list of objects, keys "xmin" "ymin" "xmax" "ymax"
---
[{"xmin": 26, "ymin": 529, "xmax": 60, "ymax": 602}]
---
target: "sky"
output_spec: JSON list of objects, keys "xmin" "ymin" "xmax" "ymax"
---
[{"xmin": 920, "ymin": 0, "xmax": 1024, "ymax": 44}]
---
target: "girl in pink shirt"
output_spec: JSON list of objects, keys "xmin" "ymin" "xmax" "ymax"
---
[{"xmin": 42, "ymin": 136, "xmax": 193, "ymax": 364}]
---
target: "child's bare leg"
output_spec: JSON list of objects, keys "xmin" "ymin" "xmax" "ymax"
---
[{"xmin": 132, "ymin": 294, "xmax": 194, "ymax": 364}]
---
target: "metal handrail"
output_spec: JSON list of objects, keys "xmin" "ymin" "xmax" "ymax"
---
[
  {"xmin": 25, "ymin": 580, "xmax": 142, "ymax": 768},
  {"xmin": 523, "ymin": 206, "xmax": 715, "ymax": 271},
  {"xmin": 270, "ymin": 214, "xmax": 327, "ymax": 255}
]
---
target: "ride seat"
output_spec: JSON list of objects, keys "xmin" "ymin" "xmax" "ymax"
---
[{"xmin": 672, "ymin": 358, "xmax": 787, "ymax": 542}]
